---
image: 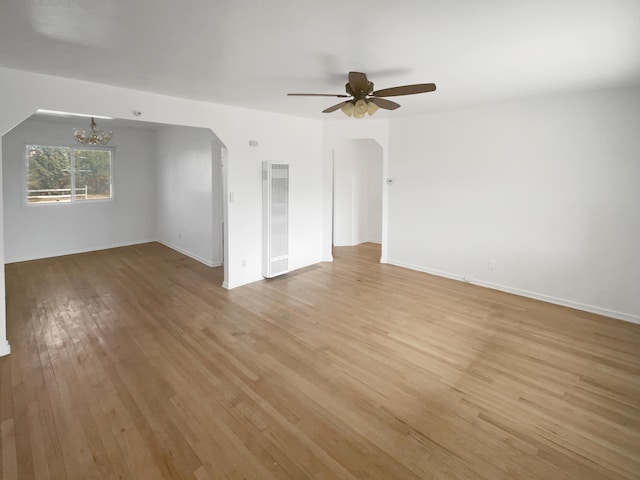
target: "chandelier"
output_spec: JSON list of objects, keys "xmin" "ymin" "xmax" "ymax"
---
[{"xmin": 74, "ymin": 117, "xmax": 113, "ymax": 145}]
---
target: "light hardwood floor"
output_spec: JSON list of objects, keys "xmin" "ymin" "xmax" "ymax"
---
[{"xmin": 1, "ymin": 242, "xmax": 639, "ymax": 479}]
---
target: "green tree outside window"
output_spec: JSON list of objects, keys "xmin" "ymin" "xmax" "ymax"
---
[{"xmin": 26, "ymin": 145, "xmax": 112, "ymax": 204}]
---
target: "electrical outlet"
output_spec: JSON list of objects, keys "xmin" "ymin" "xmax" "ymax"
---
[
  {"xmin": 241, "ymin": 259, "xmax": 246, "ymax": 268},
  {"xmin": 488, "ymin": 260, "xmax": 495, "ymax": 271}
]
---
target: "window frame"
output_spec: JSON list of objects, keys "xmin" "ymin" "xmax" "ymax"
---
[{"xmin": 23, "ymin": 143, "xmax": 115, "ymax": 207}]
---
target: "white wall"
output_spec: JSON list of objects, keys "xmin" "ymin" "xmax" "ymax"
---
[
  {"xmin": 367, "ymin": 142, "xmax": 383, "ymax": 244},
  {"xmin": 156, "ymin": 125, "xmax": 223, "ymax": 267},
  {"xmin": 333, "ymin": 139, "xmax": 382, "ymax": 246},
  {"xmin": 212, "ymin": 138, "xmax": 224, "ymax": 267},
  {"xmin": 387, "ymin": 86, "xmax": 640, "ymax": 323},
  {"xmin": 223, "ymin": 114, "xmax": 323, "ymax": 283},
  {"xmin": 2, "ymin": 118, "xmax": 157, "ymax": 263},
  {"xmin": 0, "ymin": 144, "xmax": 7, "ymax": 355},
  {"xmin": 0, "ymin": 66, "xmax": 325, "ymax": 356}
]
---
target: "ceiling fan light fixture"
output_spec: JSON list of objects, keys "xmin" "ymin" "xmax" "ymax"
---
[
  {"xmin": 341, "ymin": 102, "xmax": 355, "ymax": 117},
  {"xmin": 354, "ymin": 99, "xmax": 368, "ymax": 116},
  {"xmin": 287, "ymin": 72, "xmax": 435, "ymax": 116}
]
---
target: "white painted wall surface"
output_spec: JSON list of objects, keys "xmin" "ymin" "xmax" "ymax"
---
[
  {"xmin": 333, "ymin": 143, "xmax": 355, "ymax": 246},
  {"xmin": 211, "ymin": 139, "xmax": 224, "ymax": 267},
  {"xmin": 0, "ymin": 66, "xmax": 325, "ymax": 355},
  {"xmin": 367, "ymin": 141, "xmax": 383, "ymax": 244},
  {"xmin": 387, "ymin": 87, "xmax": 640, "ymax": 322},
  {"xmin": 2, "ymin": 118, "xmax": 157, "ymax": 263},
  {"xmin": 0, "ymin": 144, "xmax": 7, "ymax": 356},
  {"xmin": 156, "ymin": 125, "xmax": 222, "ymax": 266},
  {"xmin": 333, "ymin": 139, "xmax": 383, "ymax": 246}
]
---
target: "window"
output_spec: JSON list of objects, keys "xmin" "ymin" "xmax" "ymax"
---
[{"xmin": 26, "ymin": 145, "xmax": 113, "ymax": 204}]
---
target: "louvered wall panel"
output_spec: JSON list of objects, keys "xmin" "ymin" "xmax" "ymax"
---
[{"xmin": 263, "ymin": 162, "xmax": 289, "ymax": 278}]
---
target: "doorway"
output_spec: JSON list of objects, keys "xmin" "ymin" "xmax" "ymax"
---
[{"xmin": 332, "ymin": 139, "xmax": 383, "ymax": 254}]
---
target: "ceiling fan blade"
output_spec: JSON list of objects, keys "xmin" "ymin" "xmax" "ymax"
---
[
  {"xmin": 287, "ymin": 93, "xmax": 350, "ymax": 97},
  {"xmin": 370, "ymin": 97, "xmax": 401, "ymax": 110},
  {"xmin": 348, "ymin": 72, "xmax": 369, "ymax": 94},
  {"xmin": 322, "ymin": 101, "xmax": 349, "ymax": 113},
  {"xmin": 372, "ymin": 83, "xmax": 436, "ymax": 97}
]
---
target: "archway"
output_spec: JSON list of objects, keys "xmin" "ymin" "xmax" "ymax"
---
[{"xmin": 0, "ymin": 108, "xmax": 231, "ymax": 357}]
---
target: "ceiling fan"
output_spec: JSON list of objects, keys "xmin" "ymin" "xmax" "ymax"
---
[{"xmin": 287, "ymin": 71, "xmax": 436, "ymax": 118}]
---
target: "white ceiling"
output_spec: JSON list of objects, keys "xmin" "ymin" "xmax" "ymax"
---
[{"xmin": 1, "ymin": 0, "xmax": 639, "ymax": 120}]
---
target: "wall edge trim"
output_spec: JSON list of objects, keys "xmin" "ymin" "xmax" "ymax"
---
[
  {"xmin": 157, "ymin": 240, "xmax": 216, "ymax": 267},
  {"xmin": 387, "ymin": 259, "xmax": 640, "ymax": 325},
  {"xmin": 4, "ymin": 238, "xmax": 158, "ymax": 264}
]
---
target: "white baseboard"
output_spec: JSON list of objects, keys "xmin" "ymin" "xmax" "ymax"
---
[
  {"xmin": 0, "ymin": 340, "xmax": 10, "ymax": 357},
  {"xmin": 224, "ymin": 257, "xmax": 324, "ymax": 290},
  {"xmin": 224, "ymin": 276, "xmax": 262, "ymax": 290},
  {"xmin": 157, "ymin": 240, "xmax": 220, "ymax": 268},
  {"xmin": 5, "ymin": 238, "xmax": 158, "ymax": 264},
  {"xmin": 387, "ymin": 259, "xmax": 640, "ymax": 325},
  {"xmin": 334, "ymin": 241, "xmax": 381, "ymax": 248},
  {"xmin": 6, "ymin": 238, "xmax": 222, "ymax": 269}
]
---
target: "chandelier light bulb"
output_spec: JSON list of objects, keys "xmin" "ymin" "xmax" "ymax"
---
[
  {"xmin": 354, "ymin": 99, "xmax": 368, "ymax": 116},
  {"xmin": 341, "ymin": 102, "xmax": 355, "ymax": 117}
]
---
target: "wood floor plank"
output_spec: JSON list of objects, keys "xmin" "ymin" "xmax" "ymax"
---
[
  {"xmin": 1, "ymin": 241, "xmax": 639, "ymax": 479},
  {"xmin": 1, "ymin": 418, "xmax": 18, "ymax": 480}
]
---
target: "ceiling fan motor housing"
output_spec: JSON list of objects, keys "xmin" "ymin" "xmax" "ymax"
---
[{"xmin": 345, "ymin": 81, "xmax": 374, "ymax": 101}]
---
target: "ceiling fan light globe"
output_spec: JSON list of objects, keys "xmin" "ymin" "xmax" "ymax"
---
[
  {"xmin": 354, "ymin": 99, "xmax": 368, "ymax": 115},
  {"xmin": 367, "ymin": 102, "xmax": 379, "ymax": 116},
  {"xmin": 341, "ymin": 102, "xmax": 355, "ymax": 117},
  {"xmin": 353, "ymin": 110, "xmax": 365, "ymax": 119}
]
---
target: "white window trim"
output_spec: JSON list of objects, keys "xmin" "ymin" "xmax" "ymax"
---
[{"xmin": 23, "ymin": 143, "xmax": 115, "ymax": 207}]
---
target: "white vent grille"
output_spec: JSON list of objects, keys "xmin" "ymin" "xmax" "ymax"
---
[
  {"xmin": 263, "ymin": 162, "xmax": 289, "ymax": 278},
  {"xmin": 270, "ymin": 257, "xmax": 288, "ymax": 275}
]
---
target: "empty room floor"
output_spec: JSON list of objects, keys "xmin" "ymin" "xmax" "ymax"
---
[{"xmin": 1, "ymin": 242, "xmax": 639, "ymax": 479}]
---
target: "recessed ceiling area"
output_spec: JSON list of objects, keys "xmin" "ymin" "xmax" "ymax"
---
[
  {"xmin": 29, "ymin": 111, "xmax": 165, "ymax": 131},
  {"xmin": 1, "ymin": 0, "xmax": 639, "ymax": 118}
]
